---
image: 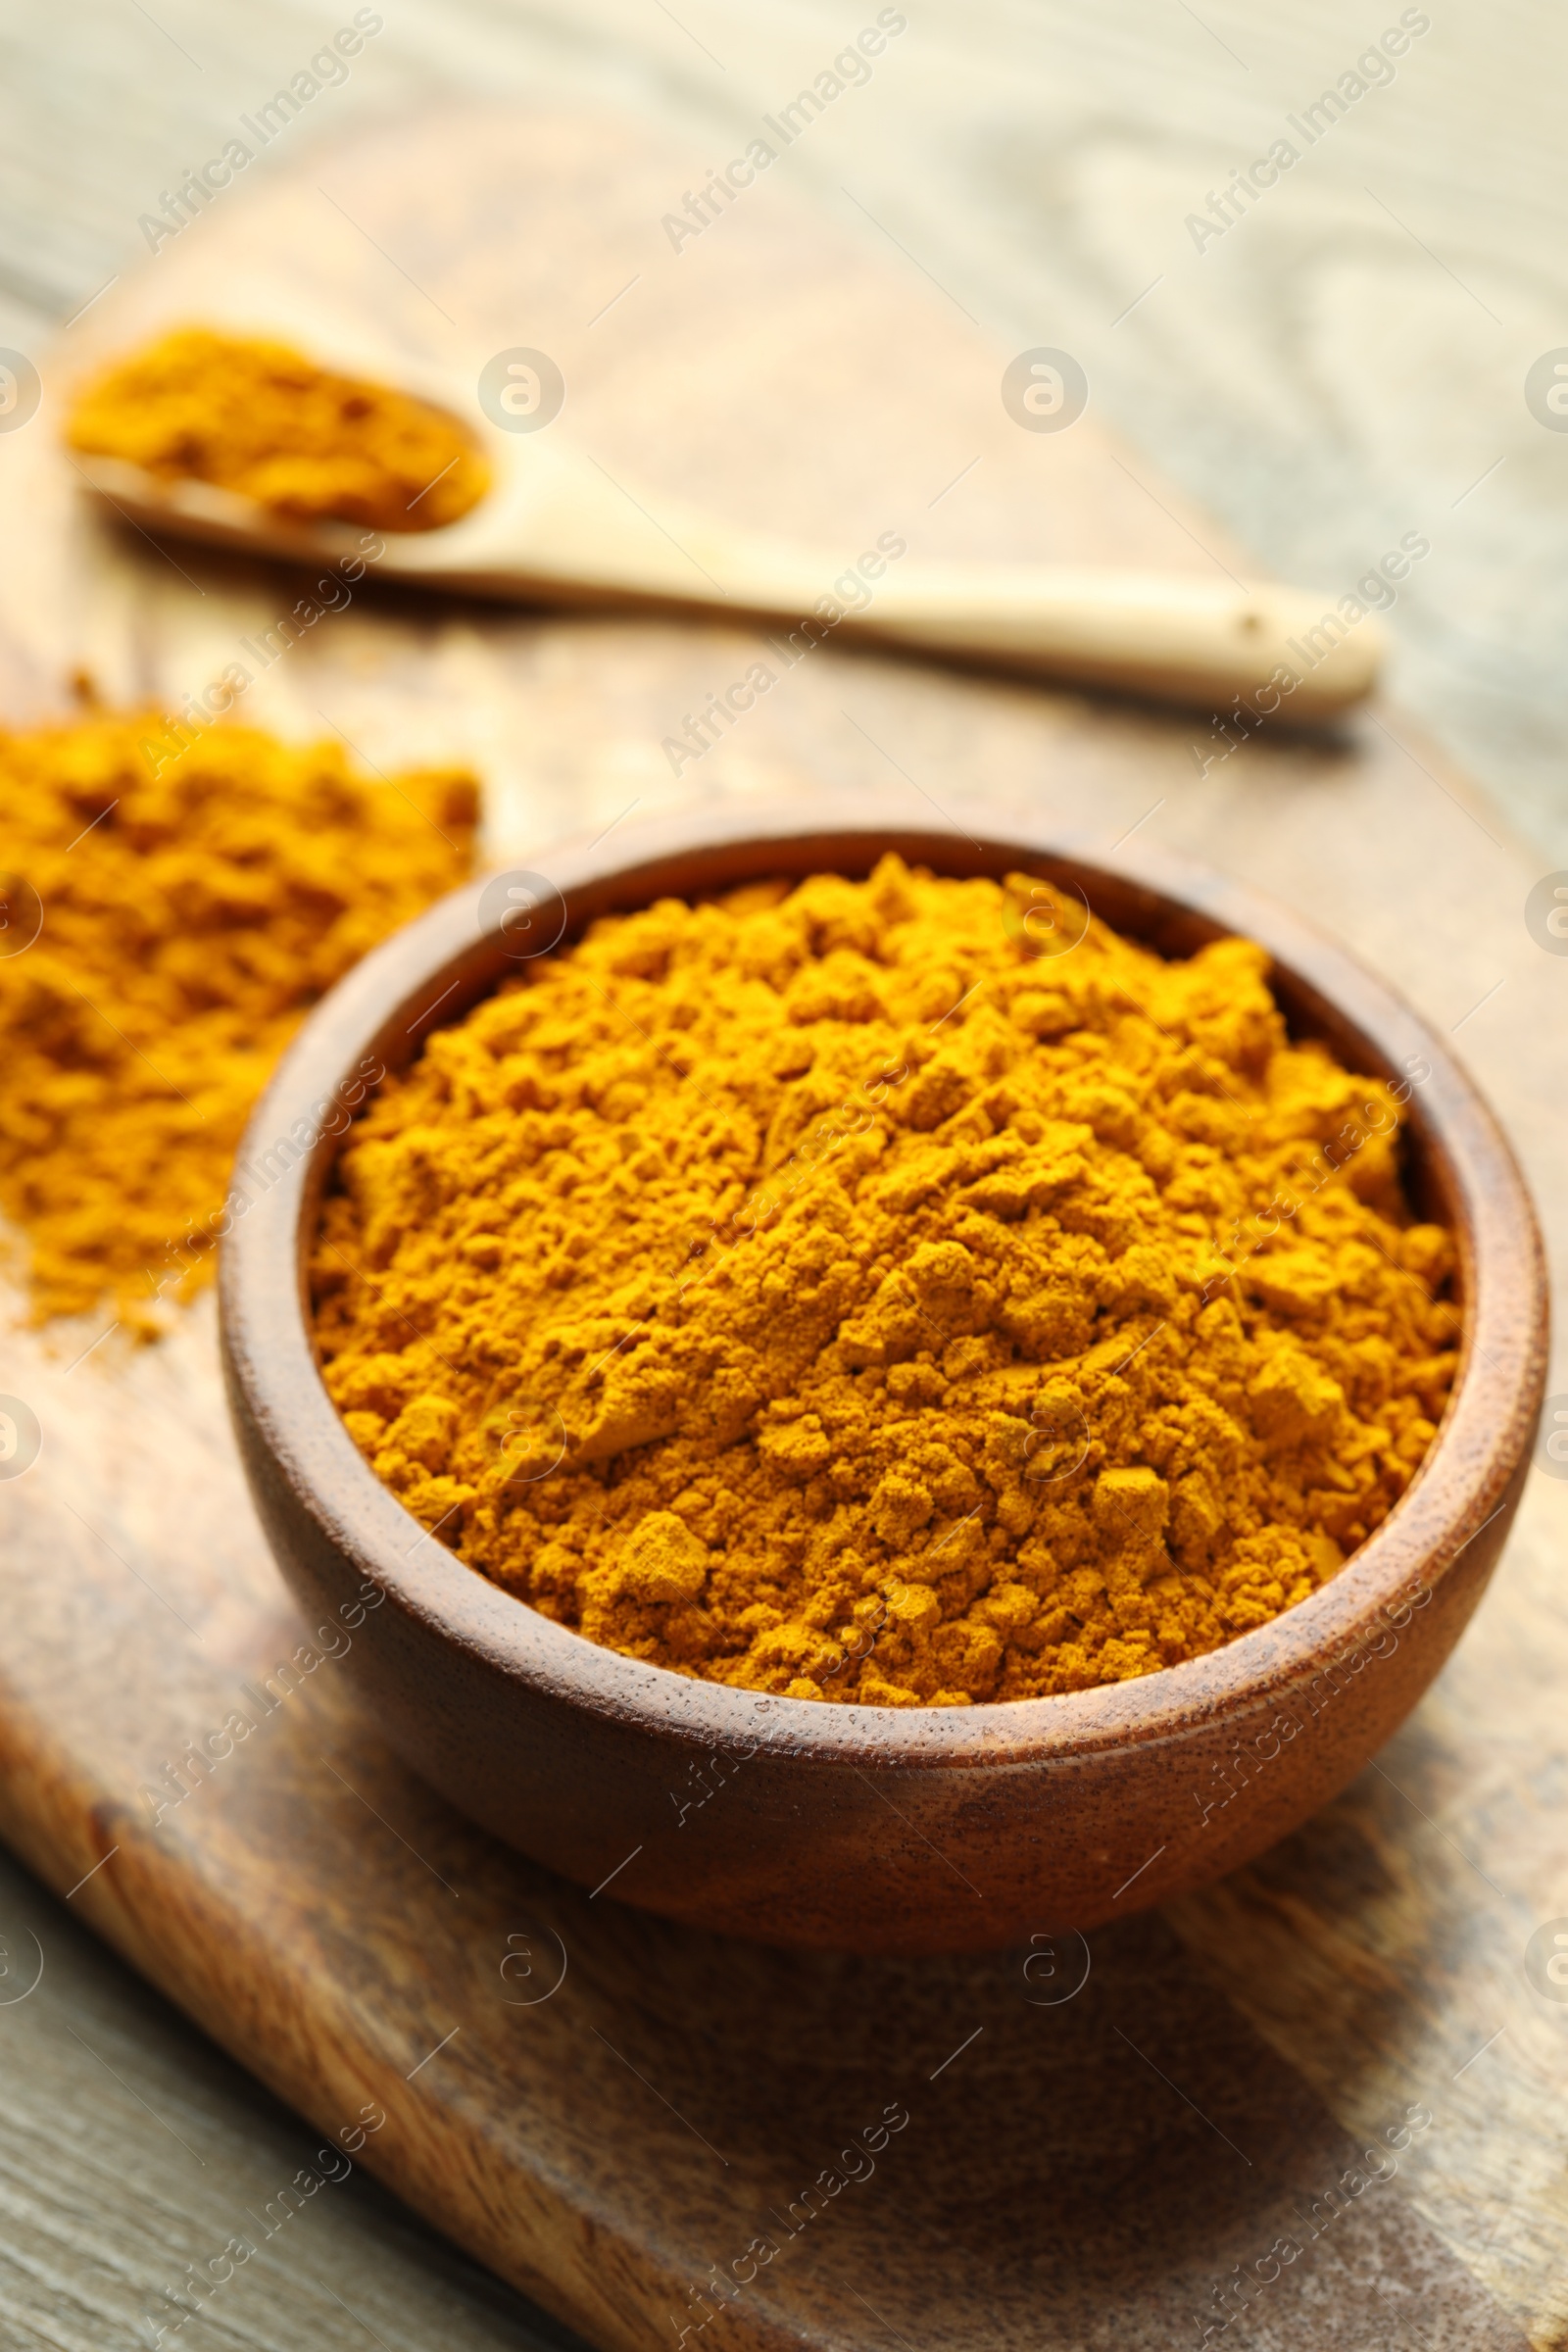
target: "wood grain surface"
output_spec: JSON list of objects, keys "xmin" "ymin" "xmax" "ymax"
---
[{"xmin": 0, "ymin": 89, "xmax": 1565, "ymax": 2352}]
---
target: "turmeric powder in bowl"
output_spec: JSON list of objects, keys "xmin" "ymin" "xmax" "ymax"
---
[
  {"xmin": 310, "ymin": 858, "xmax": 1459, "ymax": 1706},
  {"xmin": 66, "ymin": 328, "xmax": 490, "ymax": 532}
]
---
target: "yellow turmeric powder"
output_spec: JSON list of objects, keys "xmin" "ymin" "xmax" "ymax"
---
[
  {"xmin": 0, "ymin": 710, "xmax": 475, "ymax": 1328},
  {"xmin": 67, "ymin": 328, "xmax": 490, "ymax": 532},
  {"xmin": 312, "ymin": 858, "xmax": 1459, "ymax": 1704}
]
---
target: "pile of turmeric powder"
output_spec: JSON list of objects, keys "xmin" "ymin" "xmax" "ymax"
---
[
  {"xmin": 67, "ymin": 328, "xmax": 489, "ymax": 532},
  {"xmin": 0, "ymin": 710, "xmax": 475, "ymax": 1327},
  {"xmin": 312, "ymin": 858, "xmax": 1459, "ymax": 1704}
]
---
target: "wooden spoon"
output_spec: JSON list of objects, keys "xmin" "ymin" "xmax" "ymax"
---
[{"xmin": 74, "ymin": 434, "xmax": 1378, "ymax": 719}]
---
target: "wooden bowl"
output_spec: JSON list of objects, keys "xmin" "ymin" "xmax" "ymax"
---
[{"xmin": 220, "ymin": 797, "xmax": 1546, "ymax": 1954}]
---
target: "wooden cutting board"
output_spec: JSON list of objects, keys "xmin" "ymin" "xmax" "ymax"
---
[{"xmin": 0, "ymin": 101, "xmax": 1563, "ymax": 2352}]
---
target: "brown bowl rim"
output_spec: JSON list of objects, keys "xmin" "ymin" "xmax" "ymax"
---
[{"xmin": 219, "ymin": 793, "xmax": 1547, "ymax": 1767}]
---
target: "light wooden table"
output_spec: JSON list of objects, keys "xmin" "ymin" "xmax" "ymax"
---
[{"xmin": 1, "ymin": 7, "xmax": 1566, "ymax": 2350}]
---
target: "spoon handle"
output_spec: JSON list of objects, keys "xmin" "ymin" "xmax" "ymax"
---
[
  {"xmin": 843, "ymin": 569, "xmax": 1379, "ymax": 718},
  {"xmin": 440, "ymin": 457, "xmax": 1380, "ymax": 717}
]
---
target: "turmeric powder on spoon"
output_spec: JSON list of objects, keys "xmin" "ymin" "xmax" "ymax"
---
[
  {"xmin": 67, "ymin": 327, "xmax": 489, "ymax": 532},
  {"xmin": 312, "ymin": 858, "xmax": 1458, "ymax": 1704}
]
